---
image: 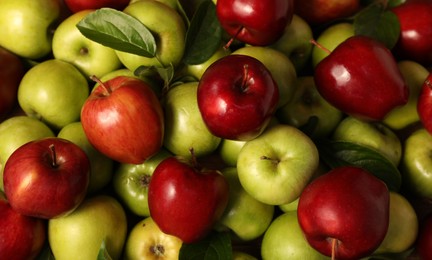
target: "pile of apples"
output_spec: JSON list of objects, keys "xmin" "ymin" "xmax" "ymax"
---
[{"xmin": 1, "ymin": 0, "xmax": 432, "ymax": 259}]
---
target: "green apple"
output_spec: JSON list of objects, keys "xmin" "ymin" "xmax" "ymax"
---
[
  {"xmin": 332, "ymin": 116, "xmax": 402, "ymax": 166},
  {"xmin": 181, "ymin": 46, "xmax": 231, "ymax": 80},
  {"xmin": 261, "ymin": 211, "xmax": 330, "ymax": 260},
  {"xmin": 276, "ymin": 76, "xmax": 343, "ymax": 139},
  {"xmin": 269, "ymin": 14, "xmax": 314, "ymax": 73},
  {"xmin": 17, "ymin": 59, "xmax": 89, "ymax": 130},
  {"xmin": 57, "ymin": 121, "xmax": 114, "ymax": 195},
  {"xmin": 237, "ymin": 124, "xmax": 319, "ymax": 205},
  {"xmin": 373, "ymin": 191, "xmax": 418, "ymax": 255},
  {"xmin": 233, "ymin": 251, "xmax": 258, "ymax": 260},
  {"xmin": 123, "ymin": 216, "xmax": 183, "ymax": 259},
  {"xmin": 115, "ymin": 0, "xmax": 187, "ymax": 71},
  {"xmin": 218, "ymin": 139, "xmax": 247, "ymax": 167},
  {"xmin": 0, "ymin": 0, "xmax": 61, "ymax": 60},
  {"xmin": 279, "ymin": 197, "xmax": 299, "ymax": 212},
  {"xmin": 311, "ymin": 22, "xmax": 355, "ymax": 67},
  {"xmin": 0, "ymin": 116, "xmax": 55, "ymax": 191},
  {"xmin": 163, "ymin": 81, "xmax": 221, "ymax": 158},
  {"xmin": 112, "ymin": 148, "xmax": 172, "ymax": 217},
  {"xmin": 48, "ymin": 195, "xmax": 128, "ymax": 260},
  {"xmin": 52, "ymin": 10, "xmax": 122, "ymax": 78},
  {"xmin": 215, "ymin": 167, "xmax": 274, "ymax": 241},
  {"xmin": 383, "ymin": 60, "xmax": 429, "ymax": 130},
  {"xmin": 232, "ymin": 46, "xmax": 297, "ymax": 108}
]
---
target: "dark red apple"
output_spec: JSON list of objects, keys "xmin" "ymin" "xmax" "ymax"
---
[
  {"xmin": 314, "ymin": 35, "xmax": 409, "ymax": 121},
  {"xmin": 297, "ymin": 166, "xmax": 390, "ymax": 260},
  {"xmin": 197, "ymin": 54, "xmax": 279, "ymax": 141},
  {"xmin": 81, "ymin": 76, "xmax": 164, "ymax": 164},
  {"xmin": 418, "ymin": 72, "xmax": 432, "ymax": 134},
  {"xmin": 391, "ymin": 0, "xmax": 432, "ymax": 67},
  {"xmin": 148, "ymin": 156, "xmax": 229, "ymax": 243},
  {"xmin": 415, "ymin": 212, "xmax": 432, "ymax": 260},
  {"xmin": 64, "ymin": 0, "xmax": 130, "ymax": 13},
  {"xmin": 3, "ymin": 137, "xmax": 90, "ymax": 219},
  {"xmin": 216, "ymin": 0, "xmax": 294, "ymax": 46},
  {"xmin": 0, "ymin": 192, "xmax": 46, "ymax": 260}
]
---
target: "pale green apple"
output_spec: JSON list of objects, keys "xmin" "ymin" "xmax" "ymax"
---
[
  {"xmin": 269, "ymin": 14, "xmax": 314, "ymax": 73},
  {"xmin": 232, "ymin": 46, "xmax": 297, "ymax": 108},
  {"xmin": 276, "ymin": 76, "xmax": 343, "ymax": 139},
  {"xmin": 218, "ymin": 139, "xmax": 247, "ymax": 167},
  {"xmin": 383, "ymin": 60, "xmax": 429, "ymax": 130},
  {"xmin": 182, "ymin": 46, "xmax": 231, "ymax": 80},
  {"xmin": 115, "ymin": 0, "xmax": 187, "ymax": 71},
  {"xmin": 216, "ymin": 167, "xmax": 274, "ymax": 241},
  {"xmin": 233, "ymin": 251, "xmax": 258, "ymax": 260},
  {"xmin": 17, "ymin": 59, "xmax": 89, "ymax": 130},
  {"xmin": 312, "ymin": 22, "xmax": 355, "ymax": 67},
  {"xmin": 279, "ymin": 197, "xmax": 299, "ymax": 212},
  {"xmin": 237, "ymin": 124, "xmax": 319, "ymax": 205},
  {"xmin": 332, "ymin": 116, "xmax": 402, "ymax": 166},
  {"xmin": 261, "ymin": 211, "xmax": 330, "ymax": 260},
  {"xmin": 52, "ymin": 10, "xmax": 122, "ymax": 78},
  {"xmin": 57, "ymin": 121, "xmax": 114, "ymax": 195},
  {"xmin": 163, "ymin": 81, "xmax": 221, "ymax": 159},
  {"xmin": 0, "ymin": 116, "xmax": 55, "ymax": 191},
  {"xmin": 48, "ymin": 195, "xmax": 128, "ymax": 260},
  {"xmin": 123, "ymin": 216, "xmax": 183, "ymax": 260},
  {"xmin": 0, "ymin": 0, "xmax": 61, "ymax": 60}
]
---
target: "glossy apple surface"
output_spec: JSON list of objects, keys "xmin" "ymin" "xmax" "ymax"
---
[
  {"xmin": 417, "ymin": 71, "xmax": 432, "ymax": 134},
  {"xmin": 294, "ymin": 0, "xmax": 360, "ymax": 26},
  {"xmin": 64, "ymin": 0, "xmax": 130, "ymax": 13}
]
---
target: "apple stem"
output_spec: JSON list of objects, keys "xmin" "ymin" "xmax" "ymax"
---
[
  {"xmin": 241, "ymin": 64, "xmax": 250, "ymax": 91},
  {"xmin": 224, "ymin": 26, "xmax": 243, "ymax": 50},
  {"xmin": 310, "ymin": 39, "xmax": 332, "ymax": 54},
  {"xmin": 49, "ymin": 144, "xmax": 58, "ymax": 168},
  {"xmin": 90, "ymin": 75, "xmax": 112, "ymax": 95},
  {"xmin": 189, "ymin": 147, "xmax": 199, "ymax": 168},
  {"xmin": 260, "ymin": 155, "xmax": 279, "ymax": 165},
  {"xmin": 331, "ymin": 238, "xmax": 337, "ymax": 260}
]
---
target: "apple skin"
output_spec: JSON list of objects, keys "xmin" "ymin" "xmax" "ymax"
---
[
  {"xmin": 0, "ymin": 46, "xmax": 24, "ymax": 122},
  {"xmin": 81, "ymin": 75, "xmax": 164, "ymax": 164},
  {"xmin": 52, "ymin": 9, "xmax": 122, "ymax": 78},
  {"xmin": 237, "ymin": 124, "xmax": 319, "ymax": 205},
  {"xmin": 415, "ymin": 212, "xmax": 432, "ymax": 260},
  {"xmin": 218, "ymin": 139, "xmax": 247, "ymax": 167},
  {"xmin": 124, "ymin": 216, "xmax": 183, "ymax": 259},
  {"xmin": 64, "ymin": 0, "xmax": 130, "ymax": 13},
  {"xmin": 0, "ymin": 191, "xmax": 47, "ymax": 260},
  {"xmin": 3, "ymin": 137, "xmax": 90, "ymax": 219},
  {"xmin": 417, "ymin": 71, "xmax": 432, "ymax": 134},
  {"xmin": 48, "ymin": 195, "xmax": 128, "ymax": 260},
  {"xmin": 182, "ymin": 46, "xmax": 231, "ymax": 81},
  {"xmin": 197, "ymin": 54, "xmax": 279, "ymax": 141},
  {"xmin": 148, "ymin": 156, "xmax": 230, "ymax": 243},
  {"xmin": 0, "ymin": 0, "xmax": 61, "ymax": 60},
  {"xmin": 18, "ymin": 59, "xmax": 90, "ymax": 130},
  {"xmin": 297, "ymin": 166, "xmax": 390, "ymax": 260},
  {"xmin": 216, "ymin": 0, "xmax": 294, "ymax": 46}
]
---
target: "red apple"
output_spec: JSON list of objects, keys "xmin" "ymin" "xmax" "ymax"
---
[
  {"xmin": 297, "ymin": 166, "xmax": 390, "ymax": 260},
  {"xmin": 148, "ymin": 156, "xmax": 229, "ymax": 243},
  {"xmin": 415, "ymin": 212, "xmax": 432, "ymax": 259},
  {"xmin": 417, "ymin": 71, "xmax": 432, "ymax": 134},
  {"xmin": 216, "ymin": 0, "xmax": 294, "ymax": 46},
  {"xmin": 314, "ymin": 35, "xmax": 409, "ymax": 121},
  {"xmin": 391, "ymin": 0, "xmax": 432, "ymax": 67},
  {"xmin": 197, "ymin": 54, "xmax": 279, "ymax": 141},
  {"xmin": 81, "ymin": 76, "xmax": 164, "ymax": 164},
  {"xmin": 64, "ymin": 0, "xmax": 130, "ymax": 13},
  {"xmin": 0, "ymin": 192, "xmax": 46, "ymax": 260},
  {"xmin": 3, "ymin": 137, "xmax": 90, "ymax": 219},
  {"xmin": 0, "ymin": 46, "xmax": 24, "ymax": 122}
]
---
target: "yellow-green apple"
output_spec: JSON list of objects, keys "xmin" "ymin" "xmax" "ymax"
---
[
  {"xmin": 332, "ymin": 116, "xmax": 402, "ymax": 166},
  {"xmin": 163, "ymin": 81, "xmax": 221, "ymax": 159},
  {"xmin": 215, "ymin": 167, "xmax": 274, "ymax": 241},
  {"xmin": 232, "ymin": 46, "xmax": 297, "ymax": 108},
  {"xmin": 261, "ymin": 211, "xmax": 330, "ymax": 260},
  {"xmin": 148, "ymin": 156, "xmax": 229, "ymax": 243},
  {"xmin": 237, "ymin": 124, "xmax": 319, "ymax": 205},
  {"xmin": 64, "ymin": 0, "xmax": 130, "ymax": 13},
  {"xmin": 123, "ymin": 216, "xmax": 183, "ymax": 259},
  {"xmin": 0, "ymin": 0, "xmax": 61, "ymax": 60},
  {"xmin": 233, "ymin": 251, "xmax": 258, "ymax": 260},
  {"xmin": 17, "ymin": 59, "xmax": 89, "ymax": 130},
  {"xmin": 218, "ymin": 139, "xmax": 247, "ymax": 167},
  {"xmin": 276, "ymin": 76, "xmax": 343, "ymax": 139},
  {"xmin": 0, "ymin": 116, "xmax": 55, "ymax": 191},
  {"xmin": 197, "ymin": 54, "xmax": 279, "ymax": 141},
  {"xmin": 115, "ymin": 0, "xmax": 187, "ymax": 71},
  {"xmin": 3, "ymin": 137, "xmax": 90, "ymax": 219},
  {"xmin": 279, "ymin": 197, "xmax": 299, "ymax": 213},
  {"xmin": 48, "ymin": 195, "xmax": 128, "ymax": 260},
  {"xmin": 57, "ymin": 121, "xmax": 114, "ymax": 195},
  {"xmin": 112, "ymin": 148, "xmax": 172, "ymax": 217},
  {"xmin": 80, "ymin": 75, "xmax": 164, "ymax": 164},
  {"xmin": 0, "ymin": 191, "xmax": 47, "ymax": 260},
  {"xmin": 52, "ymin": 10, "xmax": 122, "ymax": 78}
]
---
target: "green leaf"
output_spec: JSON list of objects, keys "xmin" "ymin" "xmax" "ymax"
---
[
  {"xmin": 316, "ymin": 139, "xmax": 402, "ymax": 192},
  {"xmin": 97, "ymin": 239, "xmax": 112, "ymax": 260},
  {"xmin": 353, "ymin": 3, "xmax": 400, "ymax": 49},
  {"xmin": 76, "ymin": 8, "xmax": 156, "ymax": 57},
  {"xmin": 183, "ymin": 0, "xmax": 223, "ymax": 65},
  {"xmin": 179, "ymin": 231, "xmax": 232, "ymax": 260}
]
